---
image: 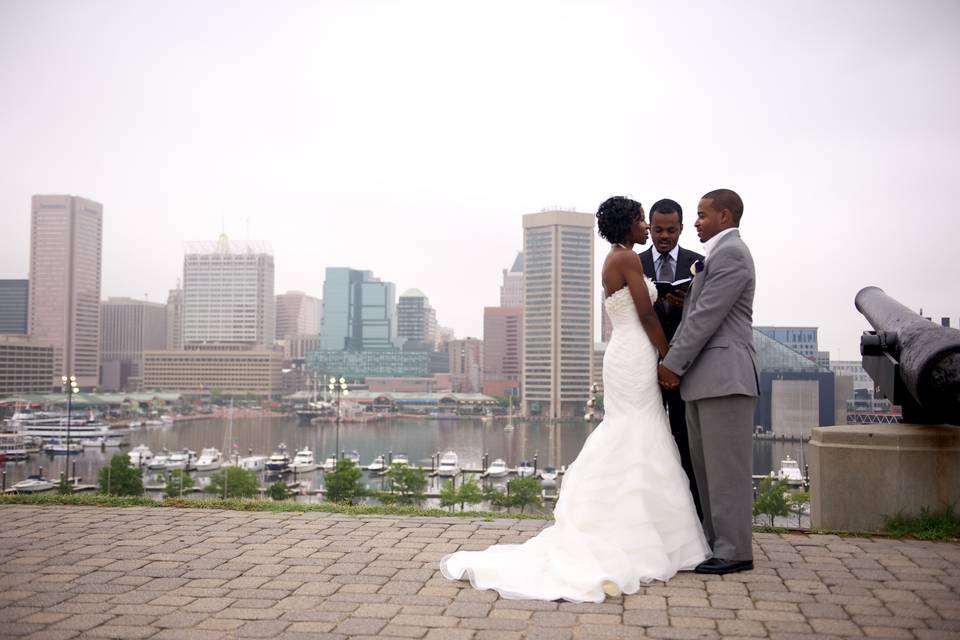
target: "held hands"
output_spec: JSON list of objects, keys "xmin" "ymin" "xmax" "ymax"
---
[{"xmin": 657, "ymin": 364, "xmax": 680, "ymax": 390}]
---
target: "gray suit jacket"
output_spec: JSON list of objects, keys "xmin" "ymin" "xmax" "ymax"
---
[{"xmin": 661, "ymin": 229, "xmax": 760, "ymax": 402}]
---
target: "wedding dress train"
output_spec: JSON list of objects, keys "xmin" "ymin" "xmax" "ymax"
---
[{"xmin": 439, "ymin": 279, "xmax": 710, "ymax": 602}]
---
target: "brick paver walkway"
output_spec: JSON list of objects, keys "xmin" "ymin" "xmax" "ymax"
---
[{"xmin": 0, "ymin": 506, "xmax": 958, "ymax": 640}]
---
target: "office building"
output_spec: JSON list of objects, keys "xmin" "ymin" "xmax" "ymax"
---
[
  {"xmin": 28, "ymin": 195, "xmax": 103, "ymax": 387},
  {"xmin": 500, "ymin": 252, "xmax": 524, "ymax": 307},
  {"xmin": 100, "ymin": 298, "xmax": 167, "ymax": 391},
  {"xmin": 521, "ymin": 210, "xmax": 594, "ymax": 418},
  {"xmin": 320, "ymin": 267, "xmax": 400, "ymax": 351},
  {"xmin": 143, "ymin": 348, "xmax": 283, "ymax": 397},
  {"xmin": 166, "ymin": 286, "xmax": 183, "ymax": 350},
  {"xmin": 448, "ymin": 337, "xmax": 483, "ymax": 393},
  {"xmin": 306, "ymin": 349, "xmax": 430, "ymax": 380},
  {"xmin": 182, "ymin": 234, "xmax": 275, "ymax": 348},
  {"xmin": 482, "ymin": 306, "xmax": 521, "ymax": 398},
  {"xmin": 0, "ymin": 336, "xmax": 54, "ymax": 394},
  {"xmin": 0, "ymin": 279, "xmax": 29, "ymax": 335},
  {"xmin": 397, "ymin": 289, "xmax": 437, "ymax": 349},
  {"xmin": 755, "ymin": 326, "xmax": 819, "ymax": 360},
  {"xmin": 276, "ymin": 290, "xmax": 321, "ymax": 341}
]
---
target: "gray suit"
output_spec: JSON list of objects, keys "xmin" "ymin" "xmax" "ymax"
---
[{"xmin": 661, "ymin": 229, "xmax": 759, "ymax": 561}]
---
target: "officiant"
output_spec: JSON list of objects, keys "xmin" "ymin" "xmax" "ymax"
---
[{"xmin": 639, "ymin": 198, "xmax": 704, "ymax": 519}]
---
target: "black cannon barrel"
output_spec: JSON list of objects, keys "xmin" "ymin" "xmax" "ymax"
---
[{"xmin": 855, "ymin": 286, "xmax": 960, "ymax": 424}]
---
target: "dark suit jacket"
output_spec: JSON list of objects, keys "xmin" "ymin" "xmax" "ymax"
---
[{"xmin": 639, "ymin": 245, "xmax": 704, "ymax": 342}]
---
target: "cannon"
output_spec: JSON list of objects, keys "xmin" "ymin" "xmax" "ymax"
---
[{"xmin": 856, "ymin": 286, "xmax": 960, "ymax": 425}]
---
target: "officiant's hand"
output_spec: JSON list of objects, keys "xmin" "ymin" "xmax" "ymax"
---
[
  {"xmin": 664, "ymin": 289, "xmax": 687, "ymax": 306},
  {"xmin": 657, "ymin": 364, "xmax": 680, "ymax": 390}
]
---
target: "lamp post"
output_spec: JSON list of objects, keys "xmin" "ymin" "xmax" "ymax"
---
[
  {"xmin": 327, "ymin": 376, "xmax": 349, "ymax": 459},
  {"xmin": 584, "ymin": 382, "xmax": 600, "ymax": 421},
  {"xmin": 61, "ymin": 375, "xmax": 79, "ymax": 453}
]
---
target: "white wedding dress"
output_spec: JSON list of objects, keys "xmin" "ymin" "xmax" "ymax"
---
[{"xmin": 439, "ymin": 279, "xmax": 710, "ymax": 602}]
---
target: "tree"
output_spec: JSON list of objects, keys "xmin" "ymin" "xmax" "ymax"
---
[
  {"xmin": 753, "ymin": 476, "xmax": 790, "ymax": 526},
  {"xmin": 57, "ymin": 474, "xmax": 71, "ymax": 495},
  {"xmin": 789, "ymin": 490, "xmax": 810, "ymax": 528},
  {"xmin": 163, "ymin": 468, "xmax": 194, "ymax": 499},
  {"xmin": 457, "ymin": 478, "xmax": 484, "ymax": 511},
  {"xmin": 323, "ymin": 458, "xmax": 367, "ymax": 504},
  {"xmin": 439, "ymin": 480, "xmax": 459, "ymax": 511},
  {"xmin": 98, "ymin": 453, "xmax": 144, "ymax": 496},
  {"xmin": 506, "ymin": 476, "xmax": 542, "ymax": 513},
  {"xmin": 267, "ymin": 479, "xmax": 291, "ymax": 501},
  {"xmin": 385, "ymin": 463, "xmax": 426, "ymax": 506},
  {"xmin": 205, "ymin": 466, "xmax": 259, "ymax": 499}
]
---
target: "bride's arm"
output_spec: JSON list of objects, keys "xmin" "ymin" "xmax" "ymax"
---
[{"xmin": 622, "ymin": 253, "xmax": 669, "ymax": 359}]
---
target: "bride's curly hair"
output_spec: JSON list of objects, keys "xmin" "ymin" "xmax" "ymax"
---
[{"xmin": 596, "ymin": 196, "xmax": 643, "ymax": 244}]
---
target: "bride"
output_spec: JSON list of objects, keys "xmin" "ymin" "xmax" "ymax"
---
[{"xmin": 439, "ymin": 196, "xmax": 710, "ymax": 602}]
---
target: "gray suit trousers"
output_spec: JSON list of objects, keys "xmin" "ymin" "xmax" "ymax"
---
[{"xmin": 686, "ymin": 394, "xmax": 756, "ymax": 561}]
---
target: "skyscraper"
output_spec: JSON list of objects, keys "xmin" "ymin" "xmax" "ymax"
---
[
  {"xmin": 397, "ymin": 288, "xmax": 437, "ymax": 348},
  {"xmin": 0, "ymin": 280, "xmax": 29, "ymax": 335},
  {"xmin": 521, "ymin": 210, "xmax": 595, "ymax": 419},
  {"xmin": 320, "ymin": 268, "xmax": 400, "ymax": 351},
  {"xmin": 500, "ymin": 252, "xmax": 524, "ymax": 307},
  {"xmin": 448, "ymin": 337, "xmax": 483, "ymax": 393},
  {"xmin": 276, "ymin": 290, "xmax": 322, "ymax": 341},
  {"xmin": 100, "ymin": 298, "xmax": 167, "ymax": 390},
  {"xmin": 28, "ymin": 195, "xmax": 103, "ymax": 387},
  {"xmin": 182, "ymin": 234, "xmax": 275, "ymax": 348},
  {"xmin": 483, "ymin": 306, "xmax": 522, "ymax": 398},
  {"xmin": 166, "ymin": 286, "xmax": 183, "ymax": 350}
]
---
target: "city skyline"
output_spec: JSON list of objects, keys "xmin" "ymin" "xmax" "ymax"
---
[{"xmin": 2, "ymin": 1, "xmax": 959, "ymax": 360}]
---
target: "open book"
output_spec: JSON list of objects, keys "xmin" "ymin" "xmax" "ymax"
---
[{"xmin": 654, "ymin": 277, "xmax": 693, "ymax": 297}]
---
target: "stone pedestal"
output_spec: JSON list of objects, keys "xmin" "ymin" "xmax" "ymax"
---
[{"xmin": 809, "ymin": 423, "xmax": 960, "ymax": 531}]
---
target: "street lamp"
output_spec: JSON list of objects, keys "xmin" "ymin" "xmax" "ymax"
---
[
  {"xmin": 60, "ymin": 375, "xmax": 79, "ymax": 453},
  {"xmin": 327, "ymin": 376, "xmax": 349, "ymax": 459},
  {"xmin": 584, "ymin": 382, "xmax": 600, "ymax": 421}
]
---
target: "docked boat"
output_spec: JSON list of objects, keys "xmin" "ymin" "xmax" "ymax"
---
[
  {"xmin": 127, "ymin": 420, "xmax": 143, "ymax": 429},
  {"xmin": 321, "ymin": 456, "xmax": 338, "ymax": 472},
  {"xmin": 516, "ymin": 460, "xmax": 535, "ymax": 478},
  {"xmin": 10, "ymin": 475, "xmax": 56, "ymax": 493},
  {"xmin": 777, "ymin": 455, "xmax": 805, "ymax": 486},
  {"xmin": 161, "ymin": 415, "xmax": 174, "ymax": 424},
  {"xmin": 290, "ymin": 448, "xmax": 318, "ymax": 473},
  {"xmin": 166, "ymin": 449, "xmax": 197, "ymax": 471},
  {"xmin": 390, "ymin": 453, "xmax": 409, "ymax": 467},
  {"xmin": 437, "ymin": 451, "xmax": 460, "ymax": 476},
  {"xmin": 128, "ymin": 444, "xmax": 153, "ymax": 467},
  {"xmin": 486, "ymin": 458, "xmax": 508, "ymax": 478},
  {"xmin": 195, "ymin": 448, "xmax": 223, "ymax": 472},
  {"xmin": 265, "ymin": 443, "xmax": 291, "ymax": 473},
  {"xmin": 344, "ymin": 450, "xmax": 360, "ymax": 467},
  {"xmin": 42, "ymin": 441, "xmax": 82, "ymax": 455},
  {"xmin": 81, "ymin": 436, "xmax": 125, "ymax": 448},
  {"xmin": 147, "ymin": 448, "xmax": 172, "ymax": 470},
  {"xmin": 540, "ymin": 465, "xmax": 559, "ymax": 482},
  {"xmin": 367, "ymin": 454, "xmax": 386, "ymax": 473},
  {"xmin": 0, "ymin": 433, "xmax": 30, "ymax": 460},
  {"xmin": 19, "ymin": 412, "xmax": 117, "ymax": 441},
  {"xmin": 224, "ymin": 455, "xmax": 266, "ymax": 472}
]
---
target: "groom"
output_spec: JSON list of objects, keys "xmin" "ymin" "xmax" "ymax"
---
[{"xmin": 657, "ymin": 189, "xmax": 759, "ymax": 575}]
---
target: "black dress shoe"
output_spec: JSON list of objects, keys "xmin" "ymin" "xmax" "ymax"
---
[{"xmin": 694, "ymin": 557, "xmax": 754, "ymax": 574}]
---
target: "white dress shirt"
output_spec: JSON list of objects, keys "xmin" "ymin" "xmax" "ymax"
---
[{"xmin": 702, "ymin": 228, "xmax": 738, "ymax": 261}]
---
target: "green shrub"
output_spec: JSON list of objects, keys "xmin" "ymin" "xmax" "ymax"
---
[
  {"xmin": 97, "ymin": 453, "xmax": 144, "ymax": 496},
  {"xmin": 323, "ymin": 458, "xmax": 367, "ymax": 504},
  {"xmin": 204, "ymin": 466, "xmax": 259, "ymax": 499}
]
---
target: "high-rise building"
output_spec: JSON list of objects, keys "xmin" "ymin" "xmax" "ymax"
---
[
  {"xmin": 182, "ymin": 234, "xmax": 275, "ymax": 348},
  {"xmin": 320, "ymin": 268, "xmax": 400, "ymax": 351},
  {"xmin": 166, "ymin": 286, "xmax": 183, "ymax": 350},
  {"xmin": 482, "ymin": 306, "xmax": 521, "ymax": 398},
  {"xmin": 500, "ymin": 252, "xmax": 524, "ymax": 307},
  {"xmin": 521, "ymin": 210, "xmax": 595, "ymax": 418},
  {"xmin": 143, "ymin": 348, "xmax": 283, "ymax": 397},
  {"xmin": 448, "ymin": 337, "xmax": 483, "ymax": 393},
  {"xmin": 0, "ymin": 279, "xmax": 29, "ymax": 335},
  {"xmin": 275, "ymin": 290, "xmax": 321, "ymax": 341},
  {"xmin": 28, "ymin": 195, "xmax": 103, "ymax": 387},
  {"xmin": 755, "ymin": 326, "xmax": 819, "ymax": 360},
  {"xmin": 397, "ymin": 289, "xmax": 437, "ymax": 348},
  {"xmin": 100, "ymin": 298, "xmax": 167, "ymax": 390},
  {"xmin": 0, "ymin": 336, "xmax": 54, "ymax": 394}
]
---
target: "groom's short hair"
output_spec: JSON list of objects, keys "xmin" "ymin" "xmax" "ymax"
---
[
  {"xmin": 702, "ymin": 189, "xmax": 744, "ymax": 225},
  {"xmin": 649, "ymin": 199, "xmax": 683, "ymax": 224}
]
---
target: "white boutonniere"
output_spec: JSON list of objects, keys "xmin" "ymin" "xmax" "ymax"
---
[{"xmin": 690, "ymin": 259, "xmax": 704, "ymax": 276}]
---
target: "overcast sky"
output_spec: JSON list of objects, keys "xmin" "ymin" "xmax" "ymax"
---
[{"xmin": 2, "ymin": 0, "xmax": 958, "ymax": 359}]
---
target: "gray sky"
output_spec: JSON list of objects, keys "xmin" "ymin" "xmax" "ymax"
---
[{"xmin": 2, "ymin": 0, "xmax": 958, "ymax": 360}]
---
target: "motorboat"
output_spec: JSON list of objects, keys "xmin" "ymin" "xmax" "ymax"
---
[
  {"xmin": 265, "ymin": 443, "xmax": 291, "ymax": 473},
  {"xmin": 128, "ymin": 444, "xmax": 153, "ymax": 467},
  {"xmin": 486, "ymin": 458, "xmax": 508, "ymax": 478},
  {"xmin": 344, "ymin": 450, "xmax": 361, "ymax": 467},
  {"xmin": 777, "ymin": 455, "xmax": 804, "ymax": 486},
  {"xmin": 147, "ymin": 448, "xmax": 172, "ymax": 470},
  {"xmin": 42, "ymin": 441, "xmax": 82, "ymax": 455},
  {"xmin": 166, "ymin": 449, "xmax": 197, "ymax": 471},
  {"xmin": 227, "ymin": 455, "xmax": 266, "ymax": 472},
  {"xmin": 540, "ymin": 465, "xmax": 559, "ymax": 482},
  {"xmin": 437, "ymin": 451, "xmax": 460, "ymax": 476},
  {"xmin": 195, "ymin": 448, "xmax": 223, "ymax": 472},
  {"xmin": 128, "ymin": 421, "xmax": 143, "ymax": 429},
  {"xmin": 367, "ymin": 454, "xmax": 386, "ymax": 473},
  {"xmin": 516, "ymin": 460, "xmax": 535, "ymax": 478},
  {"xmin": 161, "ymin": 415, "xmax": 174, "ymax": 424},
  {"xmin": 289, "ymin": 448, "xmax": 318, "ymax": 473},
  {"xmin": 390, "ymin": 453, "xmax": 409, "ymax": 467},
  {"xmin": 321, "ymin": 456, "xmax": 338, "ymax": 472},
  {"xmin": 81, "ymin": 436, "xmax": 125, "ymax": 448},
  {"xmin": 10, "ymin": 475, "xmax": 56, "ymax": 493}
]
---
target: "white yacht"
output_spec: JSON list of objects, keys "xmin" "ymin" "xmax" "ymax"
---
[
  {"xmin": 321, "ymin": 456, "xmax": 338, "ymax": 472},
  {"xmin": 19, "ymin": 413, "xmax": 116, "ymax": 441},
  {"xmin": 195, "ymin": 448, "xmax": 223, "ymax": 472},
  {"xmin": 540, "ymin": 465, "xmax": 559, "ymax": 482},
  {"xmin": 516, "ymin": 460, "xmax": 535, "ymax": 478},
  {"xmin": 777, "ymin": 455, "xmax": 804, "ymax": 486},
  {"xmin": 290, "ymin": 448, "xmax": 318, "ymax": 473},
  {"xmin": 225, "ymin": 455, "xmax": 266, "ymax": 472},
  {"xmin": 81, "ymin": 436, "xmax": 125, "ymax": 448},
  {"xmin": 367, "ymin": 454, "xmax": 386, "ymax": 473},
  {"xmin": 344, "ymin": 450, "xmax": 361, "ymax": 467},
  {"xmin": 10, "ymin": 475, "xmax": 56, "ymax": 493},
  {"xmin": 437, "ymin": 451, "xmax": 460, "ymax": 477},
  {"xmin": 128, "ymin": 444, "xmax": 153, "ymax": 467},
  {"xmin": 166, "ymin": 449, "xmax": 197, "ymax": 471},
  {"xmin": 391, "ymin": 453, "xmax": 409, "ymax": 467},
  {"xmin": 161, "ymin": 415, "xmax": 174, "ymax": 424},
  {"xmin": 148, "ymin": 448, "xmax": 172, "ymax": 470},
  {"xmin": 486, "ymin": 458, "xmax": 508, "ymax": 478},
  {"xmin": 266, "ymin": 443, "xmax": 291, "ymax": 473},
  {"xmin": 42, "ymin": 441, "xmax": 82, "ymax": 455},
  {"xmin": 0, "ymin": 433, "xmax": 30, "ymax": 460}
]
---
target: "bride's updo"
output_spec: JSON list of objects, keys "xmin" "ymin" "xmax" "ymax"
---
[{"xmin": 596, "ymin": 196, "xmax": 643, "ymax": 244}]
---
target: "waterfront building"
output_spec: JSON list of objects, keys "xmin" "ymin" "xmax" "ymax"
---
[
  {"xmin": 275, "ymin": 290, "xmax": 321, "ymax": 341},
  {"xmin": 28, "ymin": 195, "xmax": 103, "ymax": 388},
  {"xmin": 482, "ymin": 307, "xmax": 521, "ymax": 398},
  {"xmin": 521, "ymin": 210, "xmax": 595, "ymax": 419},
  {"xmin": 165, "ymin": 286, "xmax": 183, "ymax": 350},
  {"xmin": 0, "ymin": 280, "xmax": 29, "ymax": 335},
  {"xmin": 830, "ymin": 359, "xmax": 891, "ymax": 414},
  {"xmin": 448, "ymin": 337, "xmax": 483, "ymax": 393},
  {"xmin": 142, "ymin": 348, "xmax": 283, "ymax": 397},
  {"xmin": 182, "ymin": 234, "xmax": 275, "ymax": 348},
  {"xmin": 0, "ymin": 336, "xmax": 54, "ymax": 394},
  {"xmin": 306, "ymin": 349, "xmax": 430, "ymax": 380},
  {"xmin": 320, "ymin": 268, "xmax": 401, "ymax": 351},
  {"xmin": 99, "ymin": 298, "xmax": 167, "ymax": 391},
  {"xmin": 500, "ymin": 252, "xmax": 524, "ymax": 307},
  {"xmin": 285, "ymin": 335, "xmax": 322, "ymax": 363},
  {"xmin": 755, "ymin": 326, "xmax": 819, "ymax": 360},
  {"xmin": 397, "ymin": 289, "xmax": 437, "ymax": 349}
]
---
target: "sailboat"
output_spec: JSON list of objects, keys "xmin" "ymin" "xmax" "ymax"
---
[{"xmin": 503, "ymin": 396, "xmax": 515, "ymax": 431}]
